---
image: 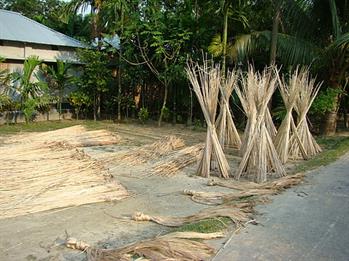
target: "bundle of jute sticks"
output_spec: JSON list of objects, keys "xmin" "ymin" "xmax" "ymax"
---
[
  {"xmin": 186, "ymin": 59, "xmax": 321, "ymax": 183},
  {"xmin": 186, "ymin": 60, "xmax": 231, "ymax": 178}
]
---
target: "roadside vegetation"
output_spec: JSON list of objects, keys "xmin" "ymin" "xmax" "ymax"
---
[{"xmin": 0, "ymin": 0, "xmax": 348, "ymax": 134}]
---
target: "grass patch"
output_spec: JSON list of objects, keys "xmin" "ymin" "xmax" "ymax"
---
[
  {"xmin": 0, "ymin": 120, "xmax": 81, "ymax": 135},
  {"xmin": 175, "ymin": 217, "xmax": 232, "ymax": 233},
  {"xmin": 0, "ymin": 120, "xmax": 120, "ymax": 135},
  {"xmin": 295, "ymin": 136, "xmax": 349, "ymax": 172}
]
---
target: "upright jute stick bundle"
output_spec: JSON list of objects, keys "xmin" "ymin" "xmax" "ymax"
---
[
  {"xmin": 274, "ymin": 68, "xmax": 307, "ymax": 163},
  {"xmin": 235, "ymin": 66, "xmax": 286, "ymax": 183},
  {"xmin": 186, "ymin": 59, "xmax": 230, "ymax": 178},
  {"xmin": 289, "ymin": 69, "xmax": 322, "ymax": 158},
  {"xmin": 216, "ymin": 69, "xmax": 241, "ymax": 149}
]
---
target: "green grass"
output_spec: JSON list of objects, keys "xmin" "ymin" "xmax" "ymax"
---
[
  {"xmin": 0, "ymin": 120, "xmax": 120, "ymax": 135},
  {"xmin": 0, "ymin": 120, "xmax": 80, "ymax": 135},
  {"xmin": 175, "ymin": 217, "xmax": 232, "ymax": 233},
  {"xmin": 295, "ymin": 135, "xmax": 349, "ymax": 172}
]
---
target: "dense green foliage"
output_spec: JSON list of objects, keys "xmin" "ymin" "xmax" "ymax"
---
[{"xmin": 0, "ymin": 0, "xmax": 348, "ymax": 132}]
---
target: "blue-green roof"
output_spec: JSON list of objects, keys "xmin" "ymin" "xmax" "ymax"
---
[{"xmin": 0, "ymin": 9, "xmax": 83, "ymax": 48}]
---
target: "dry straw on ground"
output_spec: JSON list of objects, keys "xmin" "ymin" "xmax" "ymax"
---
[
  {"xmin": 66, "ymin": 233, "xmax": 216, "ymax": 261},
  {"xmin": 183, "ymin": 172, "xmax": 305, "ymax": 205},
  {"xmin": 131, "ymin": 203, "xmax": 253, "ymax": 227},
  {"xmin": 208, "ymin": 172, "xmax": 305, "ymax": 192},
  {"xmin": 151, "ymin": 143, "xmax": 204, "ymax": 176},
  {"xmin": 115, "ymin": 136, "xmax": 185, "ymax": 165},
  {"xmin": 183, "ymin": 189, "xmax": 273, "ymax": 205},
  {"xmin": 216, "ymin": 69, "xmax": 241, "ymax": 149},
  {"xmin": 186, "ymin": 59, "xmax": 230, "ymax": 178},
  {"xmin": 236, "ymin": 66, "xmax": 286, "ymax": 182},
  {"xmin": 0, "ymin": 126, "xmax": 128, "ymax": 219}
]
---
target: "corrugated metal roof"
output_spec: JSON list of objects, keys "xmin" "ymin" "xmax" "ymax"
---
[{"xmin": 0, "ymin": 9, "xmax": 84, "ymax": 48}]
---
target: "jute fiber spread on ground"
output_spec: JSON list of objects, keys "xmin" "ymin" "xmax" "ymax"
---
[
  {"xmin": 131, "ymin": 203, "xmax": 253, "ymax": 228},
  {"xmin": 0, "ymin": 126, "xmax": 127, "ymax": 219},
  {"xmin": 151, "ymin": 143, "xmax": 204, "ymax": 176},
  {"xmin": 112, "ymin": 135, "xmax": 185, "ymax": 165},
  {"xmin": 183, "ymin": 173, "xmax": 305, "ymax": 205},
  {"xmin": 66, "ymin": 232, "xmax": 218, "ymax": 261}
]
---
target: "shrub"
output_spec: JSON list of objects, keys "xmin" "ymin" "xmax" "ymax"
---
[{"xmin": 138, "ymin": 107, "xmax": 149, "ymax": 124}]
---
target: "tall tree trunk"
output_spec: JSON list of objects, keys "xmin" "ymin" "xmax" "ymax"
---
[
  {"xmin": 59, "ymin": 88, "xmax": 63, "ymax": 120},
  {"xmin": 93, "ymin": 94, "xmax": 97, "ymax": 121},
  {"xmin": 158, "ymin": 58, "xmax": 169, "ymax": 127},
  {"xmin": 270, "ymin": 8, "xmax": 280, "ymax": 65},
  {"xmin": 97, "ymin": 92, "xmax": 101, "ymax": 120},
  {"xmin": 172, "ymin": 84, "xmax": 176, "ymax": 125},
  {"xmin": 158, "ymin": 81, "xmax": 168, "ymax": 127},
  {"xmin": 322, "ymin": 62, "xmax": 348, "ymax": 135},
  {"xmin": 117, "ymin": 66, "xmax": 122, "ymax": 121},
  {"xmin": 322, "ymin": 85, "xmax": 340, "ymax": 136},
  {"xmin": 117, "ymin": 4, "xmax": 124, "ymax": 121},
  {"xmin": 268, "ymin": 6, "xmax": 280, "ymax": 110},
  {"xmin": 222, "ymin": 6, "xmax": 228, "ymax": 76}
]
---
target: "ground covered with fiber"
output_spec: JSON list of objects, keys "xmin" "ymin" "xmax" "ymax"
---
[{"xmin": 0, "ymin": 121, "xmax": 348, "ymax": 261}]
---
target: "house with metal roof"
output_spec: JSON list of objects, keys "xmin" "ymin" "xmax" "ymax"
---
[{"xmin": 0, "ymin": 9, "xmax": 84, "ymax": 71}]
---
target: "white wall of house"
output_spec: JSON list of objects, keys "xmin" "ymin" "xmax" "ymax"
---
[{"xmin": 0, "ymin": 40, "xmax": 79, "ymax": 63}]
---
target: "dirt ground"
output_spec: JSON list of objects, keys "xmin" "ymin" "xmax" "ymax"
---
[{"xmin": 0, "ymin": 123, "xmax": 239, "ymax": 261}]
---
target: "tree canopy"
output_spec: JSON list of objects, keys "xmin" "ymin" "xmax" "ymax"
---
[{"xmin": 1, "ymin": 0, "xmax": 348, "ymax": 134}]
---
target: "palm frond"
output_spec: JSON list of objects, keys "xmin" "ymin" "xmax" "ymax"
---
[
  {"xmin": 332, "ymin": 32, "xmax": 349, "ymax": 49},
  {"xmin": 276, "ymin": 33, "xmax": 319, "ymax": 65},
  {"xmin": 228, "ymin": 30, "xmax": 318, "ymax": 66},
  {"xmin": 282, "ymin": 0, "xmax": 316, "ymax": 40},
  {"xmin": 228, "ymin": 31, "xmax": 270, "ymax": 61},
  {"xmin": 329, "ymin": 0, "xmax": 342, "ymax": 39},
  {"xmin": 208, "ymin": 34, "xmax": 223, "ymax": 57}
]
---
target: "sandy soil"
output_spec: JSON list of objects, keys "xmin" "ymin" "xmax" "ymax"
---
[{"xmin": 0, "ymin": 124, "xmax": 237, "ymax": 261}]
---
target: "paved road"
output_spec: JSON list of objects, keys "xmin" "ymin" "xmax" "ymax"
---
[{"xmin": 214, "ymin": 153, "xmax": 349, "ymax": 261}]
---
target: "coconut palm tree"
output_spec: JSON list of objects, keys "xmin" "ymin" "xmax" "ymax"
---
[
  {"xmin": 101, "ymin": 0, "xmax": 130, "ymax": 121},
  {"xmin": 208, "ymin": 0, "xmax": 249, "ymax": 75},
  {"xmin": 65, "ymin": 0, "xmax": 104, "ymax": 40},
  {"xmin": 224, "ymin": 0, "xmax": 349, "ymax": 135}
]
